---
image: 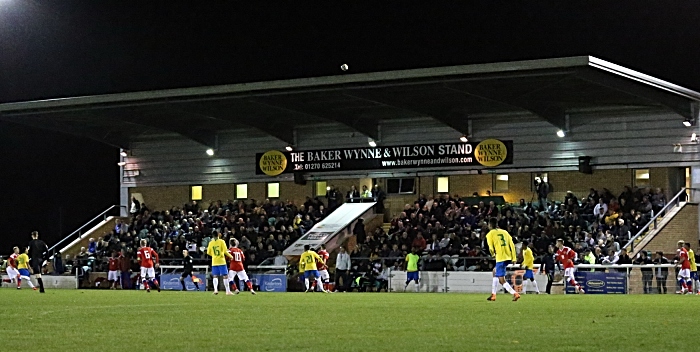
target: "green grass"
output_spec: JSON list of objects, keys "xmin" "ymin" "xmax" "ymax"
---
[{"xmin": 3, "ymin": 289, "xmax": 696, "ymax": 351}]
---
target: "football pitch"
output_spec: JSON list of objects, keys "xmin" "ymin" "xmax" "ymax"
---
[{"xmin": 3, "ymin": 289, "xmax": 696, "ymax": 352}]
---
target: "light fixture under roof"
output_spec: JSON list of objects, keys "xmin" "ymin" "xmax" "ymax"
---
[
  {"xmin": 459, "ymin": 135, "xmax": 468, "ymax": 143},
  {"xmin": 556, "ymin": 130, "xmax": 566, "ymax": 138},
  {"xmin": 206, "ymin": 148, "xmax": 215, "ymax": 156},
  {"xmin": 368, "ymin": 138, "xmax": 377, "ymax": 147},
  {"xmin": 120, "ymin": 150, "xmax": 128, "ymax": 157},
  {"xmin": 285, "ymin": 145, "xmax": 293, "ymax": 152},
  {"xmin": 117, "ymin": 162, "xmax": 126, "ymax": 167},
  {"xmin": 683, "ymin": 119, "xmax": 693, "ymax": 127}
]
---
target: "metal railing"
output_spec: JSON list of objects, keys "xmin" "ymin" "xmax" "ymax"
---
[
  {"xmin": 623, "ymin": 188, "xmax": 689, "ymax": 252},
  {"xmin": 49, "ymin": 205, "xmax": 127, "ymax": 255}
]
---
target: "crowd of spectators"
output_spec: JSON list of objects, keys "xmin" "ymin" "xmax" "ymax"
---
[
  {"xmin": 67, "ymin": 196, "xmax": 336, "ymax": 280},
  {"xmin": 353, "ymin": 186, "xmax": 668, "ymax": 275}
]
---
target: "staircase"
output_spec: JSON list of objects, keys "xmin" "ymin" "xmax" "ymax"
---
[{"xmin": 632, "ymin": 203, "xmax": 698, "ymax": 257}]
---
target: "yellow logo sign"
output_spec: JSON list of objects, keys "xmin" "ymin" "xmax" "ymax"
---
[
  {"xmin": 259, "ymin": 150, "xmax": 287, "ymax": 176},
  {"xmin": 475, "ymin": 139, "xmax": 507, "ymax": 167}
]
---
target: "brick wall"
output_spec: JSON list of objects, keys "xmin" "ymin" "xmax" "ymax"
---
[
  {"xmin": 641, "ymin": 204, "xmax": 699, "ymax": 257},
  {"xmin": 60, "ymin": 217, "xmax": 128, "ymax": 259},
  {"xmin": 128, "ymin": 167, "xmax": 679, "ymax": 214}
]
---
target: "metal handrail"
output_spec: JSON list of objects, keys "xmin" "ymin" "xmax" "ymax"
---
[
  {"xmin": 49, "ymin": 205, "xmax": 126, "ymax": 254},
  {"xmin": 623, "ymin": 187, "xmax": 689, "ymax": 252}
]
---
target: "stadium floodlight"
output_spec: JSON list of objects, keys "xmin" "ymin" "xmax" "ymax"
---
[
  {"xmin": 206, "ymin": 148, "xmax": 215, "ymax": 156},
  {"xmin": 368, "ymin": 138, "xmax": 377, "ymax": 147},
  {"xmin": 683, "ymin": 119, "xmax": 693, "ymax": 127},
  {"xmin": 556, "ymin": 130, "xmax": 566, "ymax": 138},
  {"xmin": 285, "ymin": 145, "xmax": 293, "ymax": 152},
  {"xmin": 459, "ymin": 135, "xmax": 468, "ymax": 143},
  {"xmin": 117, "ymin": 162, "xmax": 126, "ymax": 167}
]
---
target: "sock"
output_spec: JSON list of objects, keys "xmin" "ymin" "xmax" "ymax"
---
[
  {"xmin": 491, "ymin": 277, "xmax": 499, "ymax": 295},
  {"xmin": 143, "ymin": 280, "xmax": 150, "ymax": 290},
  {"xmin": 522, "ymin": 280, "xmax": 528, "ymax": 294},
  {"xmin": 502, "ymin": 282, "xmax": 516, "ymax": 295},
  {"xmin": 224, "ymin": 278, "xmax": 231, "ymax": 293},
  {"xmin": 531, "ymin": 279, "xmax": 540, "ymax": 293},
  {"xmin": 213, "ymin": 278, "xmax": 219, "ymax": 292},
  {"xmin": 230, "ymin": 280, "xmax": 238, "ymax": 291},
  {"xmin": 152, "ymin": 279, "xmax": 159, "ymax": 288},
  {"xmin": 404, "ymin": 281, "xmax": 409, "ymax": 289},
  {"xmin": 679, "ymin": 279, "xmax": 687, "ymax": 291},
  {"xmin": 194, "ymin": 280, "xmax": 200, "ymax": 290},
  {"xmin": 315, "ymin": 278, "xmax": 325, "ymax": 292},
  {"xmin": 246, "ymin": 281, "xmax": 253, "ymax": 291},
  {"xmin": 21, "ymin": 276, "xmax": 35, "ymax": 289},
  {"xmin": 414, "ymin": 282, "xmax": 419, "ymax": 292},
  {"xmin": 17, "ymin": 276, "xmax": 21, "ymax": 288},
  {"xmin": 181, "ymin": 279, "xmax": 186, "ymax": 290},
  {"xmin": 686, "ymin": 279, "xmax": 693, "ymax": 291},
  {"xmin": 37, "ymin": 278, "xmax": 44, "ymax": 292},
  {"xmin": 304, "ymin": 278, "xmax": 309, "ymax": 290}
]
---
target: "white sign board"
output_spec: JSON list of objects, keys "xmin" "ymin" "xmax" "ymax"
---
[{"xmin": 284, "ymin": 202, "xmax": 376, "ymax": 256}]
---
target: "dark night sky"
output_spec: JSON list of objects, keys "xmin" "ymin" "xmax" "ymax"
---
[{"xmin": 1, "ymin": 1, "xmax": 700, "ymax": 251}]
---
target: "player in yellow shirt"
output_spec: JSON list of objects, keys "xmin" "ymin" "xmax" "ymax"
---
[
  {"xmin": 404, "ymin": 247, "xmax": 421, "ymax": 292},
  {"xmin": 207, "ymin": 231, "xmax": 233, "ymax": 295},
  {"xmin": 299, "ymin": 245, "xmax": 328, "ymax": 293},
  {"xmin": 17, "ymin": 247, "xmax": 37, "ymax": 290},
  {"xmin": 519, "ymin": 241, "xmax": 540, "ymax": 294},
  {"xmin": 684, "ymin": 243, "xmax": 699, "ymax": 294},
  {"xmin": 485, "ymin": 218, "xmax": 519, "ymax": 301}
]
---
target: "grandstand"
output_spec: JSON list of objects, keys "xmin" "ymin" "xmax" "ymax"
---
[{"xmin": 2, "ymin": 56, "xmax": 700, "ymax": 294}]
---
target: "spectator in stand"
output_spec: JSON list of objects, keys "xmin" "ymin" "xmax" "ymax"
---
[
  {"xmin": 412, "ymin": 232, "xmax": 427, "ymax": 252},
  {"xmin": 353, "ymin": 218, "xmax": 366, "ymax": 244},
  {"xmin": 602, "ymin": 249, "xmax": 619, "ymax": 264},
  {"xmin": 616, "ymin": 248, "xmax": 632, "ymax": 273},
  {"xmin": 372, "ymin": 185, "xmax": 386, "ymax": 213},
  {"xmin": 653, "ymin": 251, "xmax": 669, "ymax": 294},
  {"xmin": 594, "ymin": 199, "xmax": 608, "ymax": 219},
  {"xmin": 346, "ymin": 186, "xmax": 360, "ymax": 203},
  {"xmin": 326, "ymin": 185, "xmax": 340, "ymax": 211},
  {"xmin": 130, "ymin": 196, "xmax": 141, "ymax": 215},
  {"xmin": 361, "ymin": 185, "xmax": 372, "ymax": 198},
  {"xmin": 273, "ymin": 251, "xmax": 288, "ymax": 266},
  {"xmin": 87, "ymin": 238, "xmax": 97, "ymax": 255},
  {"xmin": 535, "ymin": 176, "xmax": 550, "ymax": 211}
]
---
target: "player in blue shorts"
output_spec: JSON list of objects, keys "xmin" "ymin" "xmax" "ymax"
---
[
  {"xmin": 486, "ymin": 218, "xmax": 519, "ymax": 301},
  {"xmin": 404, "ymin": 247, "xmax": 421, "ymax": 292},
  {"xmin": 519, "ymin": 241, "xmax": 540, "ymax": 294},
  {"xmin": 299, "ymin": 245, "xmax": 328, "ymax": 293}
]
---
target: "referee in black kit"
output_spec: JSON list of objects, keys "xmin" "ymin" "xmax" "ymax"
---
[{"xmin": 28, "ymin": 231, "xmax": 48, "ymax": 293}]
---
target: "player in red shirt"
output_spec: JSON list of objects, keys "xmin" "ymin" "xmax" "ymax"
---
[
  {"xmin": 676, "ymin": 240, "xmax": 692, "ymax": 294},
  {"xmin": 107, "ymin": 251, "xmax": 121, "ymax": 290},
  {"xmin": 136, "ymin": 239, "xmax": 160, "ymax": 293},
  {"xmin": 2, "ymin": 247, "xmax": 21, "ymax": 288},
  {"xmin": 228, "ymin": 238, "xmax": 256, "ymax": 295},
  {"xmin": 555, "ymin": 239, "xmax": 584, "ymax": 294},
  {"xmin": 317, "ymin": 244, "xmax": 330, "ymax": 292}
]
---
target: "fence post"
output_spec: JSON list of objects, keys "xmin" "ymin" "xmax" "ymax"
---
[
  {"xmin": 388, "ymin": 268, "xmax": 392, "ymax": 293},
  {"xmin": 443, "ymin": 268, "xmax": 448, "ymax": 293}
]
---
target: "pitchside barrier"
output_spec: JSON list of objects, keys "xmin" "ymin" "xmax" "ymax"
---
[
  {"xmin": 159, "ymin": 265, "xmax": 209, "ymax": 291},
  {"xmin": 386, "ymin": 264, "xmax": 684, "ymax": 294}
]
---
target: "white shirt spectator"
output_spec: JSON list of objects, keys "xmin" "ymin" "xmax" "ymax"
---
[
  {"xmin": 273, "ymin": 254, "xmax": 288, "ymax": 266},
  {"xmin": 602, "ymin": 251, "xmax": 619, "ymax": 264},
  {"xmin": 336, "ymin": 251, "xmax": 351, "ymax": 271},
  {"xmin": 594, "ymin": 202, "xmax": 608, "ymax": 217}
]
